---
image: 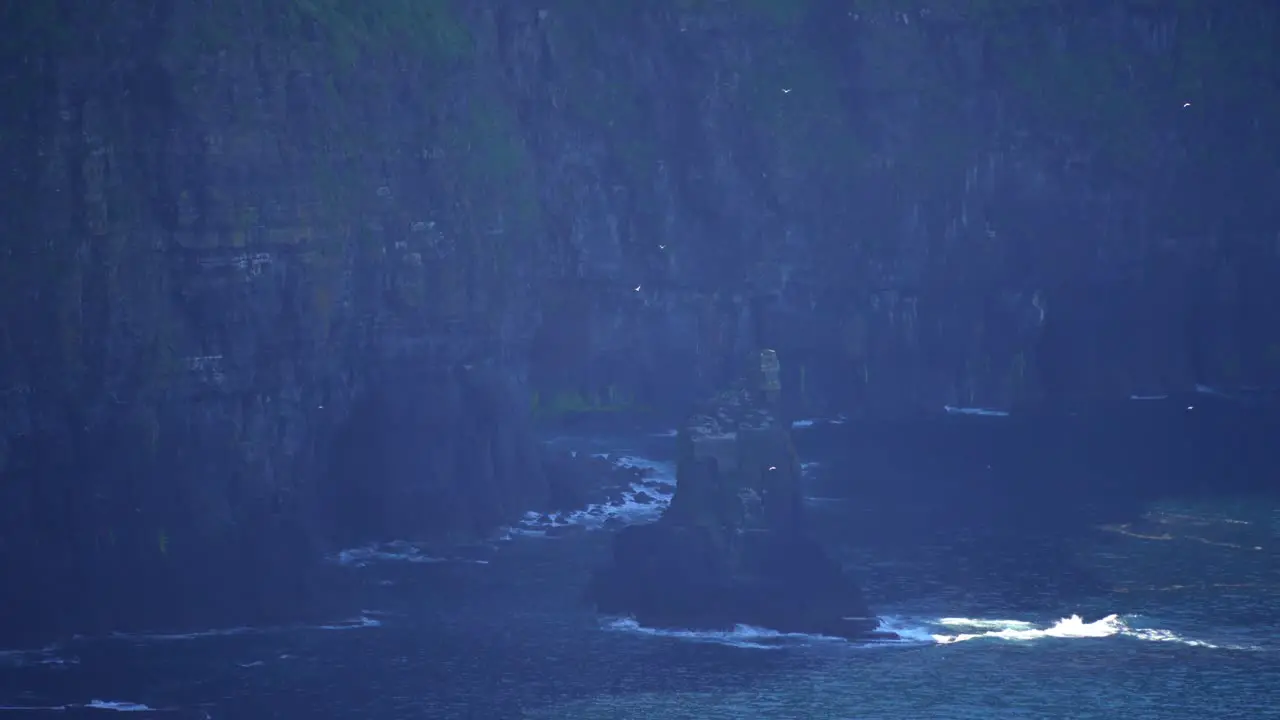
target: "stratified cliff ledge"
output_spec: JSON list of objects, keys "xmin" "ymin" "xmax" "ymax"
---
[{"xmin": 1, "ymin": 0, "xmax": 1278, "ymax": 643}]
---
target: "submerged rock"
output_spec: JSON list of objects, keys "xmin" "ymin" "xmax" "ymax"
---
[{"xmin": 588, "ymin": 350, "xmax": 895, "ymax": 641}]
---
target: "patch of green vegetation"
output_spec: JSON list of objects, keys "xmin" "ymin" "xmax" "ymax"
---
[
  {"xmin": 978, "ymin": 2, "xmax": 1279, "ymax": 170},
  {"xmin": 739, "ymin": 0, "xmax": 811, "ymax": 26},
  {"xmin": 985, "ymin": 19, "xmax": 1148, "ymax": 165},
  {"xmin": 436, "ymin": 92, "xmax": 541, "ymax": 260},
  {"xmin": 671, "ymin": 0, "xmax": 707, "ymax": 12},
  {"xmin": 835, "ymin": 1, "xmax": 1273, "ymax": 180},
  {"xmin": 287, "ymin": 0, "xmax": 472, "ymax": 68},
  {"xmin": 614, "ymin": 133, "xmax": 661, "ymax": 183},
  {"xmin": 0, "ymin": 1, "xmax": 69, "ymax": 57},
  {"xmin": 1267, "ymin": 343, "xmax": 1280, "ymax": 367},
  {"xmin": 532, "ymin": 12, "xmax": 663, "ymax": 188},
  {"xmin": 531, "ymin": 386, "xmax": 636, "ymax": 419},
  {"xmin": 570, "ymin": 77, "xmax": 661, "ymax": 182},
  {"xmin": 461, "ymin": 99, "xmax": 534, "ymax": 200},
  {"xmin": 670, "ymin": 0, "xmax": 810, "ymax": 26}
]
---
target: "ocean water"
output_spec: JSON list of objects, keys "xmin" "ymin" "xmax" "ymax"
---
[{"xmin": 2, "ymin": 409, "xmax": 1277, "ymax": 719}]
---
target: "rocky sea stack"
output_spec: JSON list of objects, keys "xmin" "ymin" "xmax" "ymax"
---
[{"xmin": 588, "ymin": 350, "xmax": 895, "ymax": 641}]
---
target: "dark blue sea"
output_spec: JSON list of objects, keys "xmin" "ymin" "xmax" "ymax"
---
[{"xmin": 3, "ymin": 396, "xmax": 1278, "ymax": 719}]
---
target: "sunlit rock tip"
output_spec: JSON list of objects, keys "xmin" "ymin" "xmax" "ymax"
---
[{"xmin": 588, "ymin": 350, "xmax": 896, "ymax": 642}]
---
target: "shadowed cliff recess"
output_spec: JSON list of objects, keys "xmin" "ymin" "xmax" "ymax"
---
[{"xmin": 1, "ymin": 0, "xmax": 1278, "ymax": 644}]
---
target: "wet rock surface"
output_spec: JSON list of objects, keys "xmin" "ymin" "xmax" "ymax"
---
[{"xmin": 589, "ymin": 352, "xmax": 893, "ymax": 641}]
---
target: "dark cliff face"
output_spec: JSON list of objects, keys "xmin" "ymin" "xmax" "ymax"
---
[{"xmin": 1, "ymin": 0, "xmax": 1277, "ymax": 642}]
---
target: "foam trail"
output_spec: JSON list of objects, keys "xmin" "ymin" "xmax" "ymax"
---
[
  {"xmin": 1195, "ymin": 384, "xmax": 1230, "ymax": 397},
  {"xmin": 605, "ymin": 618, "xmax": 843, "ymax": 650},
  {"xmin": 790, "ymin": 416, "xmax": 848, "ymax": 428},
  {"xmin": 943, "ymin": 405, "xmax": 1009, "ymax": 417},
  {"xmin": 85, "ymin": 700, "xmax": 153, "ymax": 712},
  {"xmin": 874, "ymin": 616, "xmax": 942, "ymax": 645},
  {"xmin": 1193, "ymin": 383, "xmax": 1263, "ymax": 403},
  {"xmin": 314, "ymin": 615, "xmax": 382, "ymax": 631},
  {"xmin": 0, "ymin": 645, "xmax": 74, "ymax": 669},
  {"xmin": 112, "ymin": 626, "xmax": 254, "ymax": 642},
  {"xmin": 332, "ymin": 540, "xmax": 490, "ymax": 567},
  {"xmin": 0, "ymin": 700, "xmax": 161, "ymax": 713},
  {"xmin": 1129, "ymin": 393, "xmax": 1169, "ymax": 401},
  {"xmin": 609, "ymin": 616, "xmax": 937, "ymax": 650},
  {"xmin": 109, "ymin": 614, "xmax": 382, "ymax": 643}
]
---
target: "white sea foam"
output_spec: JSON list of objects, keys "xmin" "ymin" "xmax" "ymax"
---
[
  {"xmin": 903, "ymin": 613, "xmax": 1261, "ymax": 650},
  {"xmin": 0, "ymin": 645, "xmax": 76, "ymax": 669},
  {"xmin": 85, "ymin": 700, "xmax": 154, "ymax": 712},
  {"xmin": 0, "ymin": 700, "xmax": 156, "ymax": 713},
  {"xmin": 332, "ymin": 540, "xmax": 490, "ymax": 567},
  {"xmin": 314, "ymin": 615, "xmax": 383, "ymax": 631},
  {"xmin": 514, "ymin": 422, "xmax": 836, "ymax": 539},
  {"xmin": 800, "ymin": 461, "xmax": 847, "ymax": 505},
  {"xmin": 1195, "ymin": 383, "xmax": 1231, "ymax": 398},
  {"xmin": 943, "ymin": 405, "xmax": 1010, "ymax": 417},
  {"xmin": 604, "ymin": 612, "xmax": 1261, "ymax": 653},
  {"xmin": 505, "ymin": 454, "xmax": 678, "ymax": 536},
  {"xmin": 107, "ymin": 614, "xmax": 382, "ymax": 643},
  {"xmin": 791, "ymin": 416, "xmax": 848, "ymax": 428},
  {"xmin": 604, "ymin": 618, "xmax": 846, "ymax": 650}
]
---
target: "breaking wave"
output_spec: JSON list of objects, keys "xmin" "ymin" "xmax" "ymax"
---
[
  {"xmin": 338, "ymin": 421, "xmax": 838, "ymax": 559},
  {"xmin": 505, "ymin": 454, "xmax": 677, "ymax": 537},
  {"xmin": 915, "ymin": 614, "xmax": 1261, "ymax": 651},
  {"xmin": 605, "ymin": 613, "xmax": 1262, "ymax": 653}
]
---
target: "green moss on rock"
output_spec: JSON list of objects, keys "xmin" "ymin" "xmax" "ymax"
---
[
  {"xmin": 672, "ymin": 0, "xmax": 812, "ymax": 26},
  {"xmin": 288, "ymin": 0, "xmax": 471, "ymax": 66},
  {"xmin": 0, "ymin": 1, "xmax": 70, "ymax": 57},
  {"xmin": 531, "ymin": 386, "xmax": 636, "ymax": 419},
  {"xmin": 433, "ymin": 91, "xmax": 541, "ymax": 283},
  {"xmin": 739, "ymin": 0, "xmax": 811, "ymax": 26}
]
